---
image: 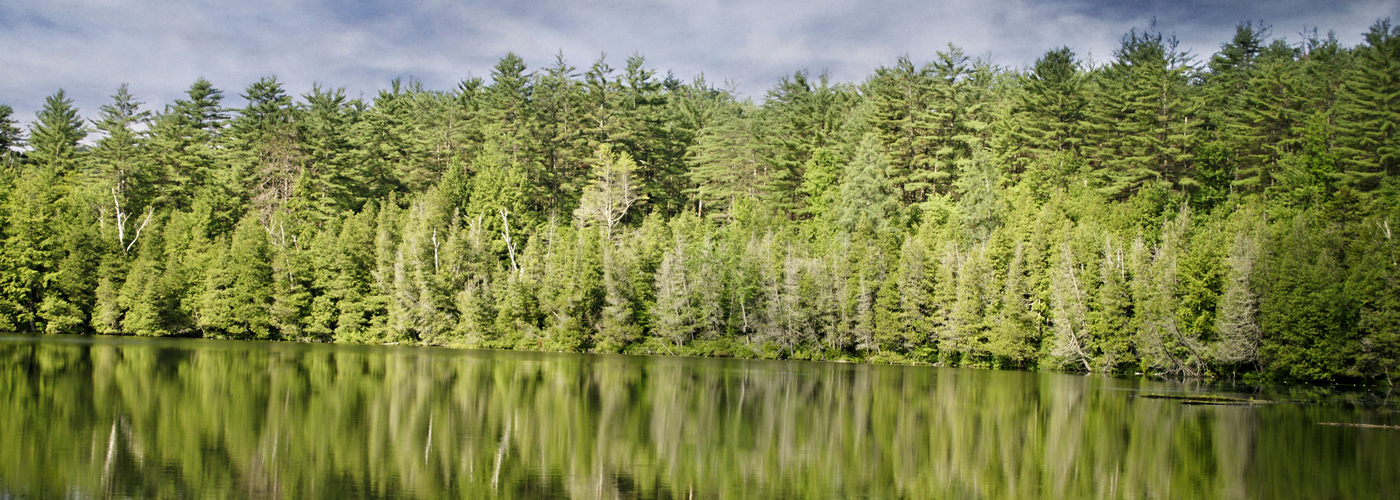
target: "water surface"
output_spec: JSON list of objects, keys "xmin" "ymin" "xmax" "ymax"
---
[{"xmin": 1, "ymin": 334, "xmax": 1396, "ymax": 499}]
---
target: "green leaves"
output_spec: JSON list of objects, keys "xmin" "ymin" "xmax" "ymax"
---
[
  {"xmin": 0, "ymin": 25, "xmax": 1396, "ymax": 381},
  {"xmin": 28, "ymin": 90, "xmax": 86, "ymax": 174}
]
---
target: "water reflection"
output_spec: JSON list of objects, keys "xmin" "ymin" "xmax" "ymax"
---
[{"xmin": 1, "ymin": 334, "xmax": 1396, "ymax": 499}]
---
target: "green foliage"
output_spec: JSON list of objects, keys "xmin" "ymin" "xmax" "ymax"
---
[
  {"xmin": 1016, "ymin": 47, "xmax": 1088, "ymax": 159},
  {"xmin": 1257, "ymin": 212, "xmax": 1361, "ymax": 381},
  {"xmin": 1085, "ymin": 26, "xmax": 1199, "ymax": 198},
  {"xmin": 198, "ymin": 215, "xmax": 275, "ymax": 339},
  {"xmin": 1334, "ymin": 20, "xmax": 1400, "ymax": 194},
  {"xmin": 27, "ymin": 90, "xmax": 86, "ymax": 174},
  {"xmin": 4, "ymin": 23, "xmax": 1399, "ymax": 381}
]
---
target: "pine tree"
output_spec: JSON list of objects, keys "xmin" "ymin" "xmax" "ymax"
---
[
  {"xmin": 1229, "ymin": 39, "xmax": 1307, "ymax": 191},
  {"xmin": 1202, "ymin": 23, "xmax": 1269, "ymax": 187},
  {"xmin": 1353, "ymin": 213, "xmax": 1400, "ymax": 383},
  {"xmin": 37, "ymin": 212, "xmax": 101, "ymax": 334},
  {"xmin": 798, "ymin": 148, "xmax": 841, "ymax": 220},
  {"xmin": 595, "ymin": 235, "xmax": 643, "ymax": 352},
  {"xmin": 389, "ymin": 199, "xmax": 456, "ymax": 343},
  {"xmin": 1089, "ymin": 237, "xmax": 1134, "ymax": 370},
  {"xmin": 895, "ymin": 236, "xmax": 934, "ymax": 354},
  {"xmin": 0, "ymin": 167, "xmax": 60, "ymax": 331},
  {"xmin": 988, "ymin": 240, "xmax": 1038, "ymax": 367},
  {"xmin": 0, "ymin": 92, "xmax": 88, "ymax": 332},
  {"xmin": 949, "ymin": 245, "xmax": 995, "ymax": 362},
  {"xmin": 1085, "ymin": 26, "xmax": 1199, "ymax": 198},
  {"xmin": 174, "ymin": 78, "xmax": 229, "ymax": 133},
  {"xmin": 687, "ymin": 104, "xmax": 766, "ymax": 219},
  {"xmin": 764, "ymin": 71, "xmax": 852, "ymax": 214},
  {"xmin": 834, "ymin": 134, "xmax": 898, "ymax": 232},
  {"xmin": 1049, "ymin": 241, "xmax": 1094, "ymax": 371},
  {"xmin": 868, "ymin": 57, "xmax": 936, "ymax": 203},
  {"xmin": 145, "ymin": 79, "xmax": 227, "ymax": 212},
  {"xmin": 651, "ymin": 241, "xmax": 696, "ymax": 347},
  {"xmin": 486, "ymin": 53, "xmax": 535, "ymax": 168},
  {"xmin": 0, "ymin": 104, "xmax": 25, "ymax": 169},
  {"xmin": 230, "ymin": 76, "xmax": 303, "ymax": 220},
  {"xmin": 1214, "ymin": 216, "xmax": 1264, "ymax": 369},
  {"xmin": 1334, "ymin": 20, "xmax": 1400, "ymax": 193},
  {"xmin": 335, "ymin": 205, "xmax": 388, "ymax": 343},
  {"xmin": 118, "ymin": 222, "xmax": 174, "ymax": 336},
  {"xmin": 616, "ymin": 55, "xmax": 683, "ymax": 215},
  {"xmin": 292, "ymin": 85, "xmax": 359, "ymax": 220},
  {"xmin": 27, "ymin": 90, "xmax": 86, "ymax": 174},
  {"xmin": 90, "ymin": 84, "xmax": 154, "ymax": 253},
  {"xmin": 1017, "ymin": 47, "xmax": 1088, "ymax": 158},
  {"xmin": 532, "ymin": 219, "xmax": 603, "ymax": 351},
  {"xmin": 1257, "ymin": 211, "xmax": 1360, "ymax": 381},
  {"xmin": 920, "ymin": 45, "xmax": 989, "ymax": 200},
  {"xmin": 198, "ymin": 216, "xmax": 274, "ymax": 339},
  {"xmin": 531, "ymin": 53, "xmax": 589, "ymax": 210},
  {"xmin": 577, "ymin": 144, "xmax": 641, "ymax": 240}
]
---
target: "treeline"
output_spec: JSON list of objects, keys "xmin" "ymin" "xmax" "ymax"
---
[{"xmin": 1, "ymin": 21, "xmax": 1397, "ymax": 381}]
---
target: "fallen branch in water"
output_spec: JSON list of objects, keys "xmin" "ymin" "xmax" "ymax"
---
[
  {"xmin": 1133, "ymin": 394, "xmax": 1273, "ymax": 405},
  {"xmin": 1318, "ymin": 422, "xmax": 1400, "ymax": 430}
]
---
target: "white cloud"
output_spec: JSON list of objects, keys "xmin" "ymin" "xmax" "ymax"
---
[{"xmin": 1, "ymin": 0, "xmax": 1395, "ymax": 129}]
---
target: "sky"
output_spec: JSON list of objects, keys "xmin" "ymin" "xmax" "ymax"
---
[{"xmin": 2, "ymin": 0, "xmax": 1397, "ymax": 131}]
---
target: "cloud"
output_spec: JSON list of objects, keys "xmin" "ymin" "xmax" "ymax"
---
[{"xmin": 1, "ymin": 0, "xmax": 1396, "ymax": 131}]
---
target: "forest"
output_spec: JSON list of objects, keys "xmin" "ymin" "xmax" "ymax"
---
[{"xmin": 0, "ymin": 20, "xmax": 1397, "ymax": 382}]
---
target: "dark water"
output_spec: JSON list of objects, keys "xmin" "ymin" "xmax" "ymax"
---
[{"xmin": 1, "ymin": 334, "xmax": 1396, "ymax": 499}]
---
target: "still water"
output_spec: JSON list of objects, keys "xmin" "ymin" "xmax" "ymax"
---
[{"xmin": 1, "ymin": 334, "xmax": 1396, "ymax": 499}]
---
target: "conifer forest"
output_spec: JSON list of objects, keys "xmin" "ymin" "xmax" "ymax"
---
[{"xmin": 2, "ymin": 21, "xmax": 1398, "ymax": 382}]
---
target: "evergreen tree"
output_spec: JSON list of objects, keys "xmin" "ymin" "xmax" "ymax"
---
[
  {"xmin": 834, "ymin": 134, "xmax": 898, "ymax": 232},
  {"xmin": 577, "ymin": 144, "xmax": 641, "ymax": 240},
  {"xmin": 486, "ymin": 53, "xmax": 535, "ymax": 167},
  {"xmin": 1257, "ymin": 212, "xmax": 1360, "ymax": 380},
  {"xmin": 334, "ymin": 206, "xmax": 388, "ymax": 343},
  {"xmin": 532, "ymin": 53, "xmax": 588, "ymax": 210},
  {"xmin": 0, "ymin": 31, "xmax": 1395, "ymax": 381},
  {"xmin": 651, "ymin": 240, "xmax": 697, "ymax": 347},
  {"xmin": 1203, "ymin": 22, "xmax": 1269, "ymax": 186},
  {"xmin": 0, "ymin": 104, "xmax": 24, "ymax": 169},
  {"xmin": 1214, "ymin": 216, "xmax": 1264, "ymax": 369},
  {"xmin": 1017, "ymin": 47, "xmax": 1088, "ymax": 158},
  {"xmin": 117, "ymin": 221, "xmax": 175, "ymax": 336},
  {"xmin": 198, "ymin": 216, "xmax": 274, "ymax": 339},
  {"xmin": 687, "ymin": 104, "xmax": 766, "ymax": 219},
  {"xmin": 173, "ymin": 78, "xmax": 229, "ymax": 133},
  {"xmin": 0, "ymin": 92, "xmax": 88, "ymax": 332},
  {"xmin": 798, "ymin": 148, "xmax": 841, "ymax": 220},
  {"xmin": 89, "ymin": 84, "xmax": 154, "ymax": 253},
  {"xmin": 617, "ymin": 55, "xmax": 683, "ymax": 215},
  {"xmin": 987, "ymin": 240, "xmax": 1038, "ymax": 367},
  {"xmin": 293, "ymin": 85, "xmax": 359, "ymax": 220},
  {"xmin": 764, "ymin": 71, "xmax": 852, "ymax": 214},
  {"xmin": 146, "ymin": 79, "xmax": 227, "ymax": 212},
  {"xmin": 1049, "ymin": 240, "xmax": 1094, "ymax": 371},
  {"xmin": 1334, "ymin": 20, "xmax": 1400, "ymax": 193},
  {"xmin": 921, "ymin": 45, "xmax": 989, "ymax": 199},
  {"xmin": 230, "ymin": 76, "xmax": 303, "ymax": 219},
  {"xmin": 868, "ymin": 57, "xmax": 936, "ymax": 203},
  {"xmin": 1089, "ymin": 236, "xmax": 1134, "ymax": 370},
  {"xmin": 27, "ymin": 90, "xmax": 86, "ymax": 174},
  {"xmin": 1085, "ymin": 26, "xmax": 1199, "ymax": 198}
]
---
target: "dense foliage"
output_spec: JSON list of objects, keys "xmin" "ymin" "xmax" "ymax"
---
[{"xmin": 2, "ymin": 21, "xmax": 1398, "ymax": 381}]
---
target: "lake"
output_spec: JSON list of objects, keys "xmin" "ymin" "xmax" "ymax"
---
[{"xmin": 1, "ymin": 334, "xmax": 1396, "ymax": 499}]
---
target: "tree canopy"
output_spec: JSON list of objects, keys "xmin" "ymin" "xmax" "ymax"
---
[{"xmin": 3, "ymin": 19, "xmax": 1399, "ymax": 382}]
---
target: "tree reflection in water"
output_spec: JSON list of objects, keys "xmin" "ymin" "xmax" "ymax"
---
[{"xmin": 1, "ymin": 334, "xmax": 1396, "ymax": 499}]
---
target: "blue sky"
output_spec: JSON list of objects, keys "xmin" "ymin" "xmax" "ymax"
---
[{"xmin": 2, "ymin": 0, "xmax": 1396, "ymax": 130}]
